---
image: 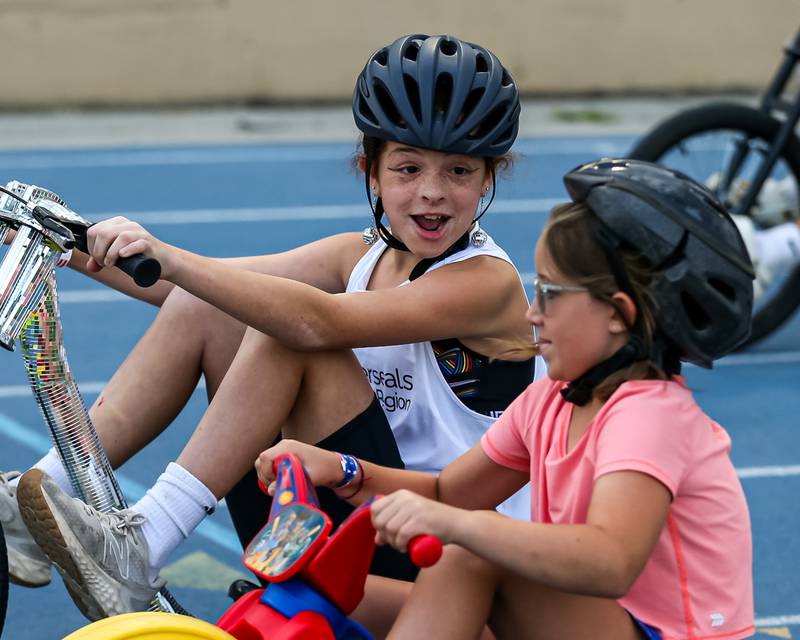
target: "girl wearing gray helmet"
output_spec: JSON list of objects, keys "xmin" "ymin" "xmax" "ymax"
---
[
  {"xmin": 8, "ymin": 34, "xmax": 536, "ymax": 621},
  {"xmin": 256, "ymin": 159, "xmax": 754, "ymax": 639}
]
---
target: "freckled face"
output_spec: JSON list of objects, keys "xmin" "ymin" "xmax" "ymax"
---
[
  {"xmin": 527, "ymin": 238, "xmax": 628, "ymax": 381},
  {"xmin": 373, "ymin": 141, "xmax": 492, "ymax": 258}
]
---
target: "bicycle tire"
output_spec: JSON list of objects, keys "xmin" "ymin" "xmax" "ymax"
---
[
  {"xmin": 0, "ymin": 521, "xmax": 7, "ymax": 639},
  {"xmin": 629, "ymin": 102, "xmax": 800, "ymax": 346}
]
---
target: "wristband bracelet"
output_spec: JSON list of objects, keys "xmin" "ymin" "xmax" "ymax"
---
[
  {"xmin": 335, "ymin": 453, "xmax": 359, "ymax": 488},
  {"xmin": 339, "ymin": 459, "xmax": 365, "ymax": 500}
]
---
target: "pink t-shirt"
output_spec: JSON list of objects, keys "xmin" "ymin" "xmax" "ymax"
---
[{"xmin": 481, "ymin": 377, "xmax": 754, "ymax": 640}]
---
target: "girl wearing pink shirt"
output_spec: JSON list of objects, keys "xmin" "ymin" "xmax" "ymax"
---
[{"xmin": 257, "ymin": 159, "xmax": 756, "ymax": 639}]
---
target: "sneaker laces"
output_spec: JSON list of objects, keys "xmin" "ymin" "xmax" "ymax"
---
[{"xmin": 80, "ymin": 502, "xmax": 146, "ymax": 537}]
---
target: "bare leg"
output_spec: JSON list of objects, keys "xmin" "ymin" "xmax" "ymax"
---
[
  {"xmin": 388, "ymin": 545, "xmax": 644, "ymax": 640},
  {"xmin": 176, "ymin": 326, "xmax": 375, "ymax": 498},
  {"xmin": 352, "ymin": 575, "xmax": 413, "ymax": 639},
  {"xmin": 87, "ymin": 287, "xmax": 246, "ymax": 468},
  {"xmin": 388, "ymin": 546, "xmax": 497, "ymax": 640}
]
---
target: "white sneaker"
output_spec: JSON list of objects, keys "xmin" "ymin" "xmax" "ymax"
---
[
  {"xmin": 707, "ymin": 173, "xmax": 799, "ymax": 227},
  {"xmin": 753, "ymin": 175, "xmax": 799, "ymax": 228},
  {"xmin": 730, "ymin": 214, "xmax": 773, "ymax": 300},
  {"xmin": 17, "ymin": 469, "xmax": 165, "ymax": 621},
  {"xmin": 0, "ymin": 470, "xmax": 51, "ymax": 587}
]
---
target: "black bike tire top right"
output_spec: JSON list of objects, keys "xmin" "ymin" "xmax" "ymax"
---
[{"xmin": 628, "ymin": 102, "xmax": 800, "ymax": 347}]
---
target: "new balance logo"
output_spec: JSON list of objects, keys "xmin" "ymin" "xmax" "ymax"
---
[{"xmin": 102, "ymin": 526, "xmax": 130, "ymax": 581}]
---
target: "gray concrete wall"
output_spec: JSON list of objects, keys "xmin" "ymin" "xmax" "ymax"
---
[{"xmin": 1, "ymin": 0, "xmax": 797, "ymax": 107}]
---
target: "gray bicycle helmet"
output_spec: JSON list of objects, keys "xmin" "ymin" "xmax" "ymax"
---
[
  {"xmin": 354, "ymin": 34, "xmax": 520, "ymax": 157},
  {"xmin": 352, "ymin": 34, "xmax": 520, "ymax": 267},
  {"xmin": 564, "ymin": 158, "xmax": 755, "ymax": 370}
]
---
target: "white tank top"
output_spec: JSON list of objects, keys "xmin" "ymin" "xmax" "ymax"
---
[{"xmin": 346, "ymin": 228, "xmax": 532, "ymax": 519}]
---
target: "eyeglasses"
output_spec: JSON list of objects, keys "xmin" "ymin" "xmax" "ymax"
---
[{"xmin": 533, "ymin": 277, "xmax": 589, "ymax": 314}]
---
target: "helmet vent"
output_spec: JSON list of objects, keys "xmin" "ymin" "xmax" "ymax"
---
[
  {"xmin": 460, "ymin": 88, "xmax": 485, "ymax": 125},
  {"xmin": 357, "ymin": 95, "xmax": 378, "ymax": 127},
  {"xmin": 709, "ymin": 277, "xmax": 737, "ymax": 301},
  {"xmin": 468, "ymin": 101, "xmax": 509, "ymax": 139},
  {"xmin": 475, "ymin": 53, "xmax": 489, "ymax": 72},
  {"xmin": 374, "ymin": 48, "xmax": 389, "ymax": 67},
  {"xmin": 681, "ymin": 291, "xmax": 712, "ymax": 330},
  {"xmin": 434, "ymin": 73, "xmax": 453, "ymax": 117},
  {"xmin": 495, "ymin": 123, "xmax": 516, "ymax": 145},
  {"xmin": 373, "ymin": 82, "xmax": 406, "ymax": 129},
  {"xmin": 403, "ymin": 74, "xmax": 422, "ymax": 123},
  {"xmin": 501, "ymin": 69, "xmax": 513, "ymax": 87},
  {"xmin": 439, "ymin": 39, "xmax": 458, "ymax": 56},
  {"xmin": 403, "ymin": 42, "xmax": 420, "ymax": 61}
]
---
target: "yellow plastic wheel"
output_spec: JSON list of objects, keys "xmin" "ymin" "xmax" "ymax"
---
[{"xmin": 63, "ymin": 612, "xmax": 237, "ymax": 639}]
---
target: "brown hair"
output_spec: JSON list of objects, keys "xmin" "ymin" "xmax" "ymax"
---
[{"xmin": 543, "ymin": 201, "xmax": 670, "ymax": 401}]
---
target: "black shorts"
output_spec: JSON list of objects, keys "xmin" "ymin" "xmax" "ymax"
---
[{"xmin": 225, "ymin": 396, "xmax": 419, "ymax": 582}]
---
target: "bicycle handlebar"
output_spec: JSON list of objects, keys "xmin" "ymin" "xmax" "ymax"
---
[{"xmin": 73, "ymin": 229, "xmax": 161, "ymax": 288}]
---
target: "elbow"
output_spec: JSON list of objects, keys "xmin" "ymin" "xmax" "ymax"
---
[
  {"xmin": 279, "ymin": 314, "xmax": 341, "ymax": 351},
  {"xmin": 600, "ymin": 558, "xmax": 642, "ymax": 599},
  {"xmin": 601, "ymin": 575, "xmax": 633, "ymax": 600}
]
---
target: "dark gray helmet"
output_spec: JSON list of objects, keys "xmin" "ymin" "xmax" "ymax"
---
[
  {"xmin": 353, "ymin": 34, "xmax": 520, "ymax": 156},
  {"xmin": 564, "ymin": 158, "xmax": 755, "ymax": 367}
]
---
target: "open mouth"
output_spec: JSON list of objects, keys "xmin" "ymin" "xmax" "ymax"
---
[{"xmin": 411, "ymin": 214, "xmax": 450, "ymax": 237}]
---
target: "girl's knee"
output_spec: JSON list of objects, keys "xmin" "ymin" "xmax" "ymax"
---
[
  {"xmin": 162, "ymin": 286, "xmax": 215, "ymax": 320},
  {"xmin": 439, "ymin": 545, "xmax": 499, "ymax": 583},
  {"xmin": 240, "ymin": 325, "xmax": 287, "ymax": 353},
  {"xmin": 162, "ymin": 287, "xmax": 245, "ymax": 339}
]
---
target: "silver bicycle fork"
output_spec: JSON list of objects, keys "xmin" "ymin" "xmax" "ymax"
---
[{"xmin": 0, "ymin": 181, "xmax": 184, "ymax": 615}]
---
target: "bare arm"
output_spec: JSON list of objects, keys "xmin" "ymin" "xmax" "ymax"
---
[
  {"xmin": 83, "ymin": 216, "xmax": 527, "ymax": 351},
  {"xmin": 255, "ymin": 440, "xmax": 528, "ymax": 508},
  {"xmin": 255, "ymin": 439, "xmax": 440, "ymax": 505},
  {"xmin": 164, "ymin": 247, "xmax": 522, "ymax": 350},
  {"xmin": 375, "ymin": 468, "xmax": 671, "ymax": 599},
  {"xmin": 71, "ymin": 216, "xmax": 363, "ymax": 307}
]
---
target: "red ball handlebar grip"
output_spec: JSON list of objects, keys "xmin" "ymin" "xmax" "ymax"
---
[{"xmin": 408, "ymin": 535, "xmax": 443, "ymax": 567}]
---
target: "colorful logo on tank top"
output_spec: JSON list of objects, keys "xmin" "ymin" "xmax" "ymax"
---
[{"xmin": 432, "ymin": 344, "xmax": 479, "ymax": 398}]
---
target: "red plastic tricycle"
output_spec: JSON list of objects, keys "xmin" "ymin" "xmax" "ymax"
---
[{"xmin": 63, "ymin": 453, "xmax": 442, "ymax": 640}]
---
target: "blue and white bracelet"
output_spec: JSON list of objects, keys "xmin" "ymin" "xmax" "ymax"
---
[{"xmin": 336, "ymin": 453, "xmax": 359, "ymax": 488}]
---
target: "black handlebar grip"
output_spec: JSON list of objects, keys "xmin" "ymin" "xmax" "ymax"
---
[
  {"xmin": 73, "ymin": 230, "xmax": 161, "ymax": 288},
  {"xmin": 115, "ymin": 254, "xmax": 161, "ymax": 288}
]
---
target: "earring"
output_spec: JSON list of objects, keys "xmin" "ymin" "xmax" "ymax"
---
[
  {"xmin": 362, "ymin": 225, "xmax": 379, "ymax": 245},
  {"xmin": 470, "ymin": 226, "xmax": 488, "ymax": 247}
]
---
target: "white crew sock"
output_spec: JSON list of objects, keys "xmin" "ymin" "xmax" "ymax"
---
[
  {"xmin": 132, "ymin": 462, "xmax": 218, "ymax": 584},
  {"xmin": 756, "ymin": 221, "xmax": 800, "ymax": 275},
  {"xmin": 8, "ymin": 448, "xmax": 77, "ymax": 498}
]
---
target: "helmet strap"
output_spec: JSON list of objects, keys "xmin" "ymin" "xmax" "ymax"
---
[
  {"xmin": 364, "ymin": 159, "xmax": 409, "ymax": 252},
  {"xmin": 561, "ymin": 335, "xmax": 648, "ymax": 406},
  {"xmin": 408, "ymin": 229, "xmax": 471, "ymax": 281},
  {"xmin": 473, "ymin": 167, "xmax": 497, "ymax": 224}
]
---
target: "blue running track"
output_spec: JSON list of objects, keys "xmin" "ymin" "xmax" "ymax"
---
[{"xmin": 0, "ymin": 135, "xmax": 797, "ymax": 638}]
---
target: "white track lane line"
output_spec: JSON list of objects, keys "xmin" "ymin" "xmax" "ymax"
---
[
  {"xmin": 0, "ymin": 138, "xmax": 631, "ymax": 170},
  {"xmin": 0, "ymin": 380, "xmax": 795, "ymax": 480}
]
